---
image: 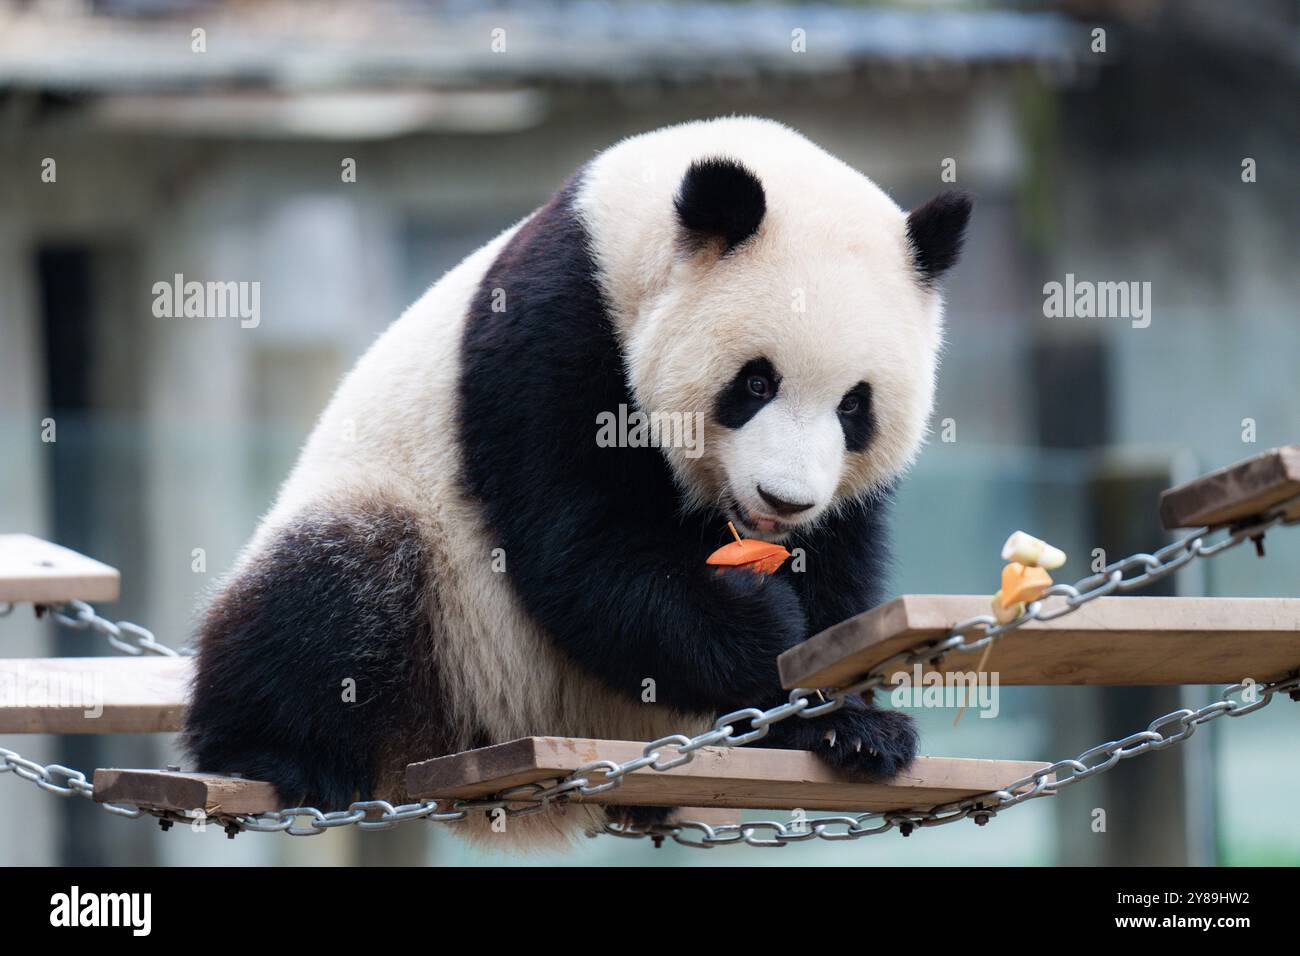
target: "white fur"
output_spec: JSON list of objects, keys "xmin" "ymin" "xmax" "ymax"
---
[{"xmin": 228, "ymin": 117, "xmax": 945, "ymax": 844}]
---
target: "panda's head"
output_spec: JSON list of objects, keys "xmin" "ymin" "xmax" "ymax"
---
[{"xmin": 583, "ymin": 120, "xmax": 971, "ymax": 540}]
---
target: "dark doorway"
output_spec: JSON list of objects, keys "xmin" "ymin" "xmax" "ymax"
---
[{"xmin": 36, "ymin": 241, "xmax": 154, "ymax": 865}]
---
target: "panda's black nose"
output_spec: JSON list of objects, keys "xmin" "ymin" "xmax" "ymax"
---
[{"xmin": 757, "ymin": 485, "xmax": 815, "ymax": 516}]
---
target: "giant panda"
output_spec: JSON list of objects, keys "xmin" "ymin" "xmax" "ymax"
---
[{"xmin": 183, "ymin": 116, "xmax": 971, "ymax": 844}]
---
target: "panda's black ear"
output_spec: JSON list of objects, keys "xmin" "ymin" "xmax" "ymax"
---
[
  {"xmin": 674, "ymin": 157, "xmax": 766, "ymax": 255},
  {"xmin": 906, "ymin": 191, "xmax": 973, "ymax": 285}
]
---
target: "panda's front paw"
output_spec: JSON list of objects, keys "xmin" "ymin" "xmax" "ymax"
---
[{"xmin": 766, "ymin": 704, "xmax": 918, "ymax": 779}]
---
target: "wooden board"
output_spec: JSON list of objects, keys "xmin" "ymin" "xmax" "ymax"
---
[
  {"xmin": 406, "ymin": 737, "xmax": 1050, "ymax": 812},
  {"xmin": 90, "ymin": 767, "xmax": 740, "ymax": 824},
  {"xmin": 93, "ymin": 769, "xmax": 279, "ymax": 815},
  {"xmin": 778, "ymin": 595, "xmax": 1300, "ymax": 690},
  {"xmin": 0, "ymin": 534, "xmax": 120, "ymax": 604},
  {"xmin": 1160, "ymin": 445, "xmax": 1300, "ymax": 529},
  {"xmin": 0, "ymin": 657, "xmax": 191, "ymax": 733},
  {"xmin": 669, "ymin": 807, "xmax": 741, "ymax": 827}
]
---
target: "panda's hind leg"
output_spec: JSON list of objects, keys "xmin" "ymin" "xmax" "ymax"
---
[{"xmin": 183, "ymin": 499, "xmax": 446, "ymax": 810}]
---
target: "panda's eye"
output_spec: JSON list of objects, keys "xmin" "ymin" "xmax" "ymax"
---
[
  {"xmin": 747, "ymin": 376, "xmax": 772, "ymax": 399},
  {"xmin": 838, "ymin": 394, "xmax": 861, "ymax": 415}
]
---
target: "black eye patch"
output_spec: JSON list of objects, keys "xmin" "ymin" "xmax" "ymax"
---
[
  {"xmin": 714, "ymin": 357, "xmax": 779, "ymax": 429},
  {"xmin": 837, "ymin": 381, "xmax": 875, "ymax": 452}
]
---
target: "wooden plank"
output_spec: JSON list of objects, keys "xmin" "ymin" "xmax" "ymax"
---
[
  {"xmin": 91, "ymin": 767, "xmax": 740, "ymax": 823},
  {"xmin": 778, "ymin": 595, "xmax": 1300, "ymax": 690},
  {"xmin": 0, "ymin": 657, "xmax": 191, "ymax": 733},
  {"xmin": 670, "ymin": 807, "xmax": 741, "ymax": 827},
  {"xmin": 407, "ymin": 737, "xmax": 1050, "ymax": 812},
  {"xmin": 92, "ymin": 769, "xmax": 279, "ymax": 815},
  {"xmin": 0, "ymin": 534, "xmax": 120, "ymax": 604},
  {"xmin": 89, "ymin": 768, "xmax": 739, "ymax": 826},
  {"xmin": 1160, "ymin": 445, "xmax": 1300, "ymax": 529}
]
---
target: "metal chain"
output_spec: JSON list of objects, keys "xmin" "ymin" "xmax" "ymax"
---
[
  {"xmin": 50, "ymin": 598, "xmax": 188, "ymax": 657},
  {"xmin": 606, "ymin": 670, "xmax": 1300, "ymax": 848},
  {"xmin": 0, "ymin": 747, "xmax": 145, "ymax": 820},
  {"xmin": 1, "ymin": 493, "xmax": 1297, "ymax": 841}
]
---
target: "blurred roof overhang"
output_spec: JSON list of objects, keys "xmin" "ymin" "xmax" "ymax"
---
[{"xmin": 0, "ymin": 0, "xmax": 1088, "ymax": 137}]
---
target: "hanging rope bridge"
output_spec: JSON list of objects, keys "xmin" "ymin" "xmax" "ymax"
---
[{"xmin": 2, "ymin": 446, "xmax": 1298, "ymax": 848}]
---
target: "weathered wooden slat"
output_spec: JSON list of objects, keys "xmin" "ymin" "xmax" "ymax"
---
[
  {"xmin": 0, "ymin": 534, "xmax": 120, "ymax": 604},
  {"xmin": 778, "ymin": 595, "xmax": 1300, "ymax": 691},
  {"xmin": 0, "ymin": 657, "xmax": 191, "ymax": 733},
  {"xmin": 406, "ymin": 737, "xmax": 1050, "ymax": 812},
  {"xmin": 92, "ymin": 769, "xmax": 279, "ymax": 815},
  {"xmin": 1159, "ymin": 445, "xmax": 1300, "ymax": 529},
  {"xmin": 89, "ymin": 767, "xmax": 743, "ymax": 825}
]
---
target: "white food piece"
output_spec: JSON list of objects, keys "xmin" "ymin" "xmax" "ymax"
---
[{"xmin": 1001, "ymin": 531, "xmax": 1067, "ymax": 570}]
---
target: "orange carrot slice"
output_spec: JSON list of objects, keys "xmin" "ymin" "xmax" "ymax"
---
[{"xmin": 706, "ymin": 522, "xmax": 791, "ymax": 576}]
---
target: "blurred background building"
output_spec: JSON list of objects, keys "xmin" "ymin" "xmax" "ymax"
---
[{"xmin": 1, "ymin": 0, "xmax": 1296, "ymax": 866}]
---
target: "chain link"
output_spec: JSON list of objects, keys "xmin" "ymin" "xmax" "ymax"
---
[
  {"xmin": 50, "ymin": 598, "xmax": 188, "ymax": 657},
  {"xmin": 2, "ymin": 493, "xmax": 1297, "ymax": 843}
]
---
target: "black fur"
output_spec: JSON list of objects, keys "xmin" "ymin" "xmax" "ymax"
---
[
  {"xmin": 836, "ymin": 381, "xmax": 875, "ymax": 453},
  {"xmin": 906, "ymin": 191, "xmax": 973, "ymax": 285},
  {"xmin": 184, "ymin": 502, "xmax": 454, "ymax": 809},
  {"xmin": 459, "ymin": 175, "xmax": 915, "ymax": 782},
  {"xmin": 674, "ymin": 157, "xmax": 766, "ymax": 254},
  {"xmin": 714, "ymin": 356, "xmax": 779, "ymax": 430},
  {"xmin": 784, "ymin": 490, "xmax": 894, "ymax": 636}
]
